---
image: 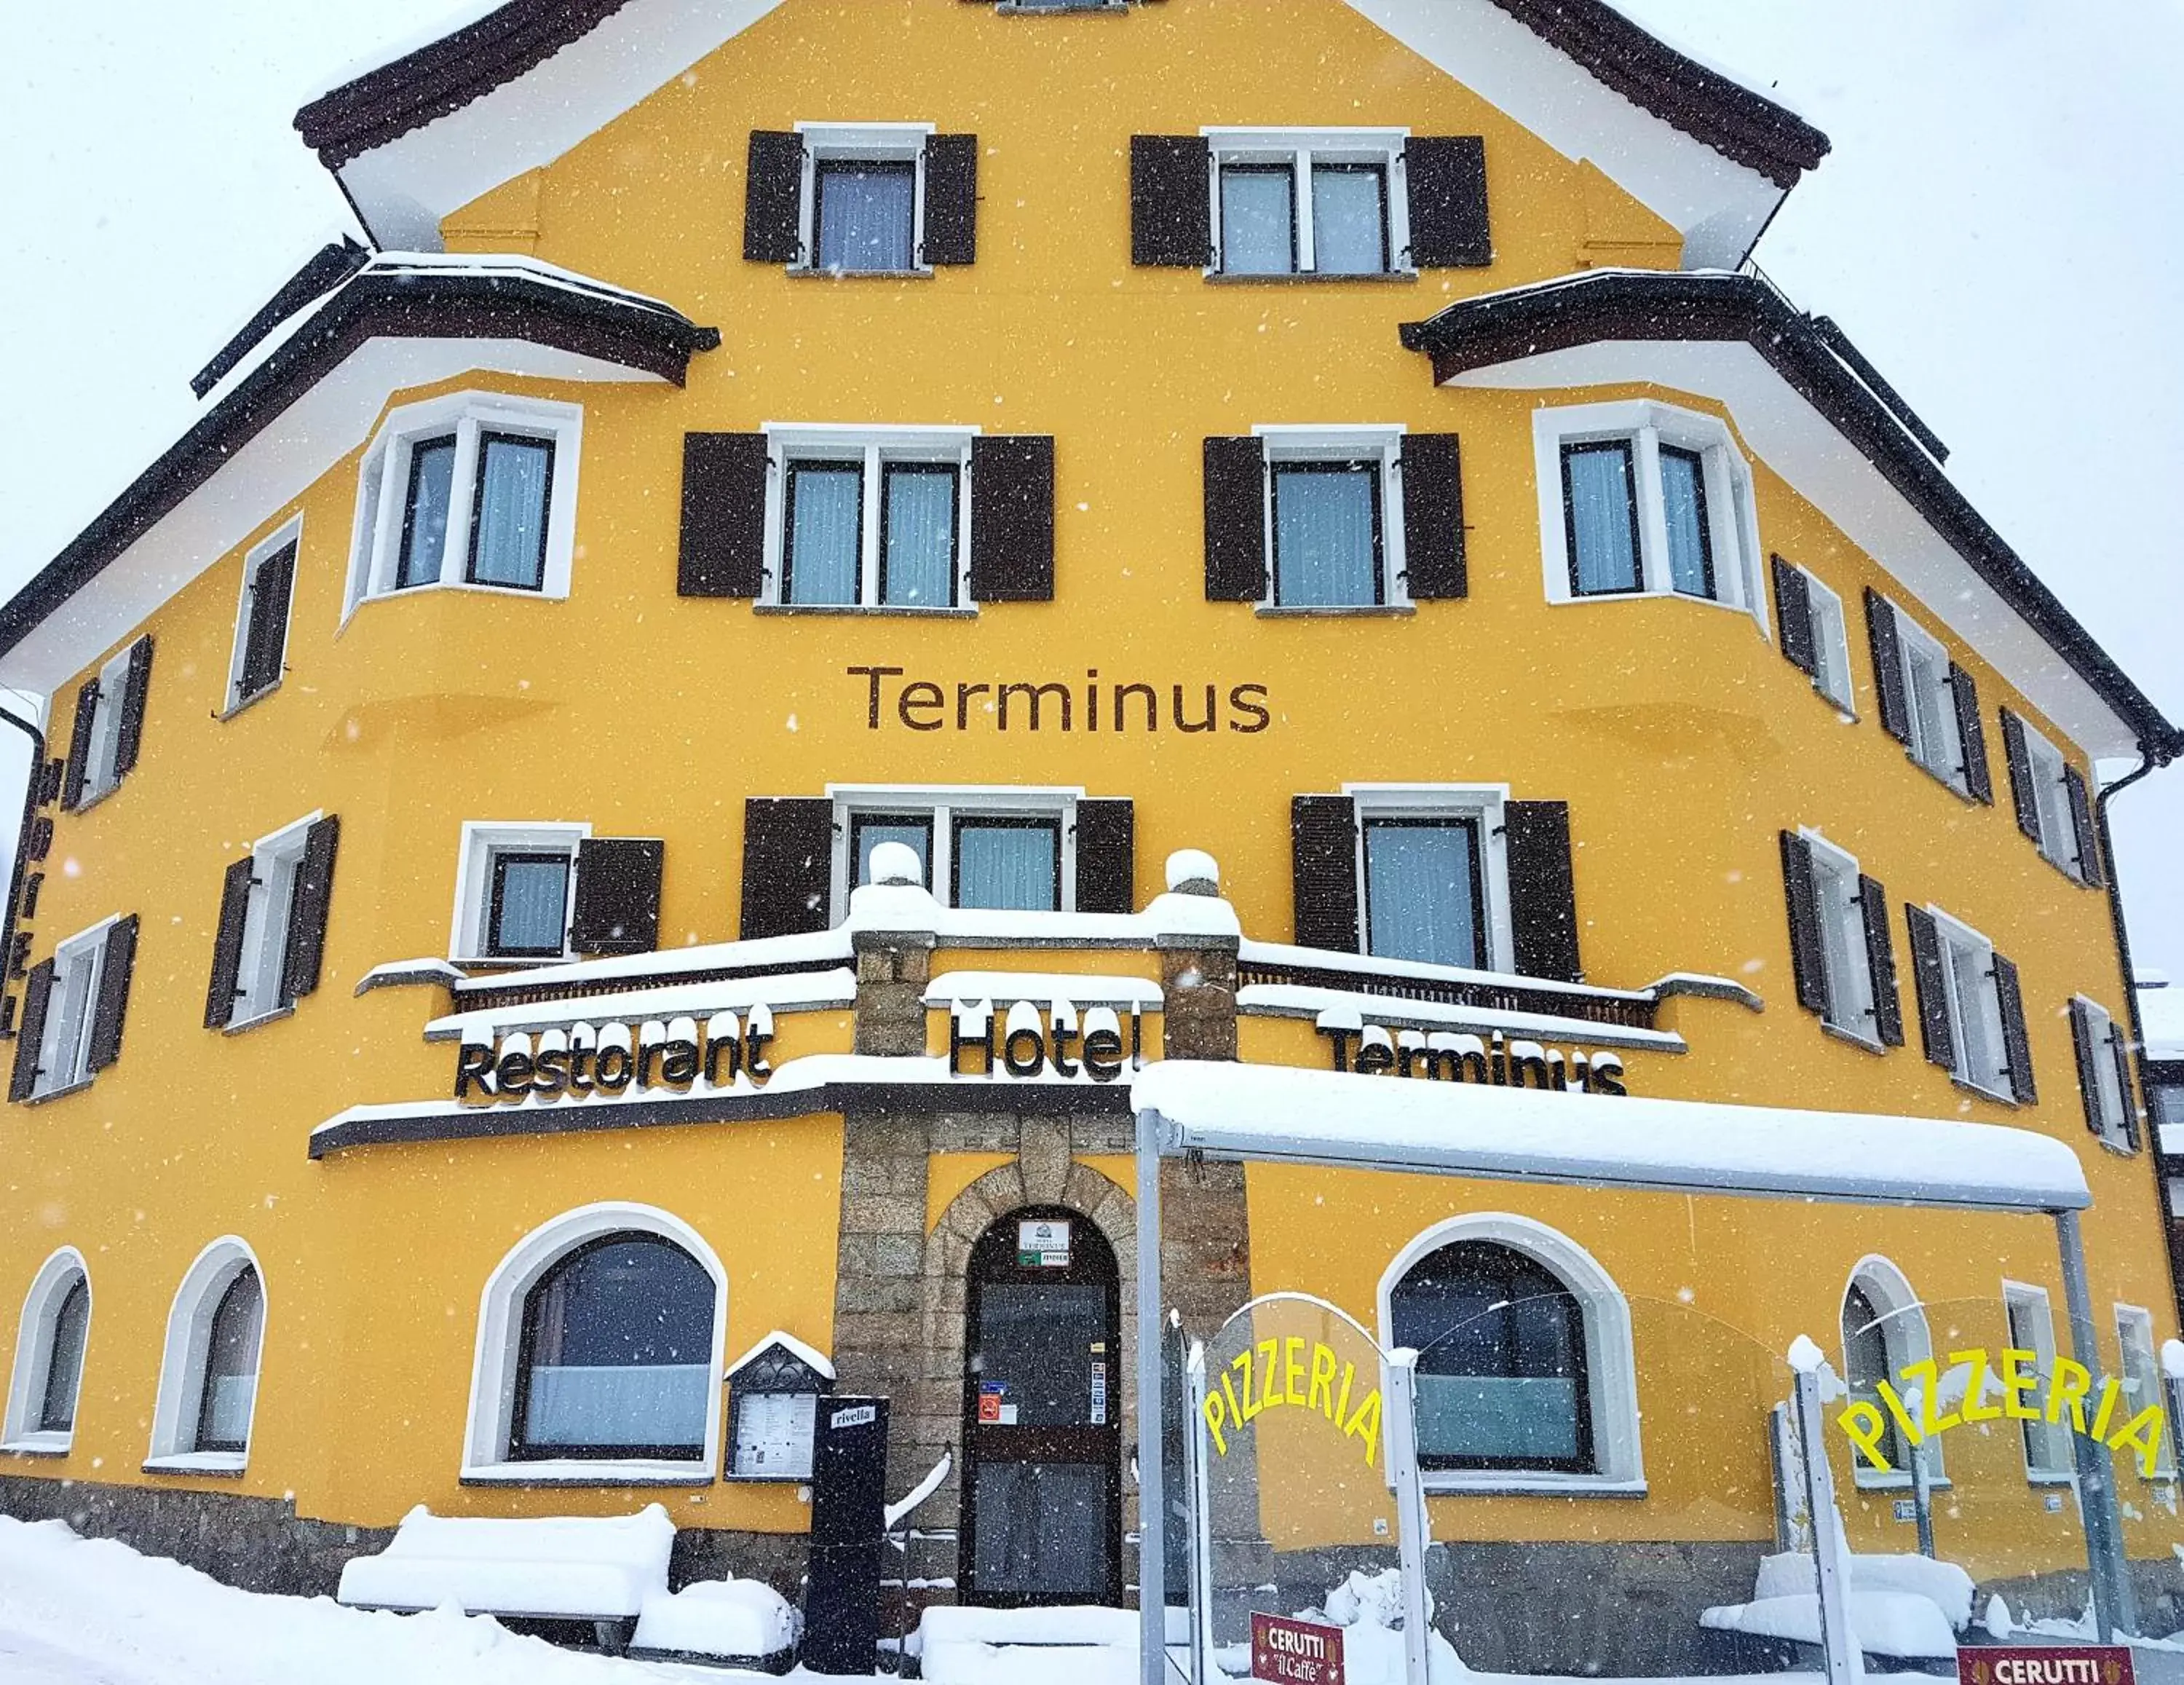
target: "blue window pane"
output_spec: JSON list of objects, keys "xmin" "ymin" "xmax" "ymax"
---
[
  {"xmin": 854, "ymin": 818, "xmax": 933, "ymax": 886},
  {"xmin": 1562, "ymin": 441, "xmax": 1641, "ymax": 596},
  {"xmin": 469, "ymin": 434, "xmax": 553, "ymax": 589},
  {"xmin": 490, "ymin": 854, "xmax": 570, "ymax": 956},
  {"xmin": 517, "ymin": 1235, "xmax": 715, "ymax": 1456},
  {"xmin": 816, "ymin": 162, "xmax": 916, "ymax": 272},
  {"xmin": 39, "ymin": 1277, "xmax": 88, "ymax": 1433},
  {"xmin": 954, "ymin": 821, "xmax": 1059, "ymax": 912},
  {"xmin": 785, "ymin": 462, "xmax": 863, "ymax": 605},
  {"xmin": 1311, "ymin": 165, "xmax": 1386, "ymax": 275},
  {"xmin": 1660, "ymin": 445, "xmax": 1716, "ymax": 599},
  {"xmin": 882, "ymin": 465, "xmax": 957, "ymax": 607},
  {"xmin": 1273, "ymin": 462, "xmax": 1381, "ymax": 606},
  {"xmin": 396, "ymin": 435, "xmax": 457, "ymax": 588},
  {"xmin": 1364, "ymin": 819, "xmax": 1483, "ymax": 968},
  {"xmin": 195, "ymin": 1268, "xmax": 262, "ymax": 1453},
  {"xmin": 1220, "ymin": 167, "xmax": 1294, "ymax": 275}
]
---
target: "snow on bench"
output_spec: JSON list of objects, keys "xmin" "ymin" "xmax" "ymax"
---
[
  {"xmin": 1701, "ymin": 1550, "xmax": 1975, "ymax": 1662},
  {"xmin": 630, "ymin": 1578, "xmax": 801, "ymax": 1668},
  {"xmin": 336, "ymin": 1504, "xmax": 674, "ymax": 1652}
]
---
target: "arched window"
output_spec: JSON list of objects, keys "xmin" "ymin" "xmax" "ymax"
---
[
  {"xmin": 1840, "ymin": 1259, "xmax": 1935, "ymax": 1484},
  {"xmin": 510, "ymin": 1232, "xmax": 715, "ymax": 1461},
  {"xmin": 4, "ymin": 1250, "xmax": 92, "ymax": 1449},
  {"xmin": 194, "ymin": 1267, "xmax": 263, "ymax": 1453},
  {"xmin": 1390, "ymin": 1239, "xmax": 1592, "ymax": 1472}
]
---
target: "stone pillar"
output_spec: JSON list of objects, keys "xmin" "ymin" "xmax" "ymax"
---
[
  {"xmin": 1158, "ymin": 938, "xmax": 1238, "ymax": 1061},
  {"xmin": 853, "ymin": 931, "xmax": 933, "ymax": 1056}
]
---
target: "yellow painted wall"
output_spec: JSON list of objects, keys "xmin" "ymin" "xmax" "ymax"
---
[{"xmin": 1, "ymin": 0, "xmax": 2172, "ymax": 1580}]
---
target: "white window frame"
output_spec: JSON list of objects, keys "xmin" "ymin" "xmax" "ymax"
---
[
  {"xmin": 146, "ymin": 1236, "xmax": 264, "ymax": 1474},
  {"xmin": 760, "ymin": 425, "xmax": 978, "ymax": 614},
  {"xmin": 1928, "ymin": 907, "xmax": 2014, "ymax": 1101},
  {"xmin": 31, "ymin": 918, "xmax": 114, "ymax": 1101},
  {"xmin": 1801, "ymin": 830, "xmax": 1880, "ymax": 1048},
  {"xmin": 226, "ymin": 812, "xmax": 321, "ymax": 1031},
  {"xmin": 2018, "ymin": 719, "xmax": 2088, "ymax": 877},
  {"xmin": 828, "ymin": 784, "xmax": 1082, "ymax": 921},
  {"xmin": 1842, "ymin": 1255, "xmax": 1943, "ymax": 1490},
  {"xmin": 793, "ymin": 122, "xmax": 937, "ymax": 277},
  {"xmin": 2, "ymin": 1247, "xmax": 91, "ymax": 1454},
  {"xmin": 1377, "ymin": 1213, "xmax": 1644, "ymax": 1496},
  {"xmin": 1346, "ymin": 784, "xmax": 1514, "ymax": 974},
  {"xmin": 2077, "ymin": 996, "xmax": 2133, "ymax": 1148},
  {"xmin": 1252, "ymin": 425, "xmax": 1410, "ymax": 613},
  {"xmin": 2113, "ymin": 1303, "xmax": 2175, "ymax": 1478},
  {"xmin": 1805, "ymin": 573, "xmax": 1856, "ymax": 713},
  {"xmin": 462, "ymin": 1202, "xmax": 727, "ymax": 1484},
  {"xmin": 76, "ymin": 644, "xmax": 137, "ymax": 808},
  {"xmin": 1880, "ymin": 599, "xmax": 1969, "ymax": 792},
  {"xmin": 1535, "ymin": 400, "xmax": 1768, "ymax": 631},
  {"xmin": 2002, "ymin": 1281, "xmax": 2073, "ymax": 1483},
  {"xmin": 1203, "ymin": 127, "xmax": 1413, "ymax": 278},
  {"xmin": 451, "ymin": 821, "xmax": 591, "ymax": 965},
  {"xmin": 344, "ymin": 392, "xmax": 582, "ymax": 621},
  {"xmin": 224, "ymin": 516, "xmax": 301, "ymax": 714}
]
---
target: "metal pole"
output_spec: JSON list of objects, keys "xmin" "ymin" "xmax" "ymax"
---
[
  {"xmin": 1909, "ymin": 1440, "xmax": 1936, "ymax": 1560},
  {"xmin": 2057, "ymin": 1207, "xmax": 2137, "ymax": 1639},
  {"xmin": 1382, "ymin": 1351, "xmax": 1433, "ymax": 1685},
  {"xmin": 1792, "ymin": 1355, "xmax": 1861, "ymax": 1685},
  {"xmin": 1136, "ymin": 1107, "xmax": 1168, "ymax": 1685},
  {"xmin": 1186, "ymin": 1341, "xmax": 1214, "ymax": 1685}
]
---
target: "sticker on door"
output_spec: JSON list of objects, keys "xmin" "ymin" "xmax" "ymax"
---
[{"xmin": 1018, "ymin": 1219, "xmax": 1072, "ymax": 1267}]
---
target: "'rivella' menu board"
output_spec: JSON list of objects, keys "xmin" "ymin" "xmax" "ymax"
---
[
  {"xmin": 1958, "ymin": 1649, "xmax": 2134, "ymax": 1685},
  {"xmin": 731, "ymin": 1392, "xmax": 818, "ymax": 1480},
  {"xmin": 1251, "ymin": 1613, "xmax": 1345, "ymax": 1685}
]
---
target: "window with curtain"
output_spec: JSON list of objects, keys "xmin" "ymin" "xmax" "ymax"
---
[
  {"xmin": 1658, "ymin": 445, "xmax": 1714, "ymax": 599},
  {"xmin": 1364, "ymin": 817, "xmax": 1485, "ymax": 968},
  {"xmin": 784, "ymin": 461, "xmax": 864, "ymax": 605},
  {"xmin": 853, "ymin": 815, "xmax": 935, "ymax": 887},
  {"xmin": 1560, "ymin": 441, "xmax": 1642, "ymax": 596},
  {"xmin": 1391, "ymin": 1240, "xmax": 1591, "ymax": 1471},
  {"xmin": 881, "ymin": 463, "xmax": 959, "ymax": 607},
  {"xmin": 467, "ymin": 434, "xmax": 555, "ymax": 590},
  {"xmin": 1219, "ymin": 165, "xmax": 1294, "ymax": 275},
  {"xmin": 1841, "ymin": 1279, "xmax": 1915, "ymax": 1474},
  {"xmin": 1273, "ymin": 460, "xmax": 1382, "ymax": 607},
  {"xmin": 37, "ymin": 1275, "xmax": 90, "ymax": 1435},
  {"xmin": 194, "ymin": 1266, "xmax": 262, "ymax": 1454},
  {"xmin": 396, "ymin": 436, "xmax": 459, "ymax": 589},
  {"xmin": 816, "ymin": 161, "xmax": 917, "ymax": 272},
  {"xmin": 1310, "ymin": 164, "xmax": 1388, "ymax": 275},
  {"xmin": 512, "ymin": 1234, "xmax": 715, "ymax": 1460},
  {"xmin": 1213, "ymin": 143, "xmax": 1396, "ymax": 277},
  {"xmin": 953, "ymin": 818, "xmax": 1061, "ymax": 912},
  {"xmin": 487, "ymin": 851, "xmax": 572, "ymax": 958}
]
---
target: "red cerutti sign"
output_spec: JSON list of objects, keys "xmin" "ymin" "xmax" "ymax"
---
[
  {"xmin": 1251, "ymin": 1613, "xmax": 1345, "ymax": 1685},
  {"xmin": 1958, "ymin": 1647, "xmax": 2134, "ymax": 1685}
]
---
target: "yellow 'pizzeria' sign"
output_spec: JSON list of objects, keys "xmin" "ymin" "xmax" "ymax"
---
[
  {"xmin": 1203, "ymin": 1337, "xmax": 1384, "ymax": 1467},
  {"xmin": 1837, "ymin": 1346, "xmax": 2168, "ymax": 1477}
]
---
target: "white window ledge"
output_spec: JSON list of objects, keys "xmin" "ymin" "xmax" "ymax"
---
[
  {"xmin": 1, "ymin": 1434, "xmax": 72, "ymax": 1458},
  {"xmin": 1420, "ymin": 1472, "xmax": 1646, "ymax": 1499},
  {"xmin": 143, "ymin": 1451, "xmax": 248, "ymax": 1477},
  {"xmin": 223, "ymin": 1006, "xmax": 296, "ymax": 1038},
  {"xmin": 751, "ymin": 603, "xmax": 978, "ymax": 620},
  {"xmin": 1821, "ymin": 1022, "xmax": 1888, "ymax": 1057},
  {"xmin": 1851, "ymin": 1472, "xmax": 1952, "ymax": 1493},
  {"xmin": 1950, "ymin": 1076, "xmax": 2019, "ymax": 1108},
  {"xmin": 1255, "ymin": 604, "xmax": 1417, "ymax": 619},
  {"xmin": 23, "ymin": 1078, "xmax": 95, "ymax": 1108},
  {"xmin": 1206, "ymin": 269, "xmax": 1417, "ymax": 286},
  {"xmin": 215, "ymin": 680, "xmax": 283, "ymax": 723},
  {"xmin": 460, "ymin": 1460, "xmax": 715, "ymax": 1488}
]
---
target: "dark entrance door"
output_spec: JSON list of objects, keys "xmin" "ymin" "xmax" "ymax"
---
[{"xmin": 960, "ymin": 1205, "xmax": 1122, "ymax": 1607}]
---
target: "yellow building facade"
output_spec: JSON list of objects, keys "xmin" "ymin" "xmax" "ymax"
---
[{"xmin": 1, "ymin": 0, "xmax": 2179, "ymax": 1669}]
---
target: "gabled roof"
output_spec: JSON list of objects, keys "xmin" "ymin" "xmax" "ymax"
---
[
  {"xmin": 0, "ymin": 254, "xmax": 718, "ymax": 686},
  {"xmin": 292, "ymin": 0, "xmax": 1825, "ymax": 266},
  {"xmin": 1400, "ymin": 269, "xmax": 2180, "ymax": 762}
]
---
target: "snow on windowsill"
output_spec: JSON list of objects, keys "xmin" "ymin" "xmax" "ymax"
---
[
  {"xmin": 1420, "ymin": 1471, "xmax": 1645, "ymax": 1499},
  {"xmin": 424, "ymin": 968, "xmax": 856, "ymax": 1042},
  {"xmin": 1239, "ymin": 982, "xmax": 1685, "ymax": 1054},
  {"xmin": 459, "ymin": 1460, "xmax": 713, "ymax": 1488},
  {"xmin": 0, "ymin": 1435, "xmax": 71, "ymax": 1459},
  {"xmin": 143, "ymin": 1452, "xmax": 248, "ymax": 1477}
]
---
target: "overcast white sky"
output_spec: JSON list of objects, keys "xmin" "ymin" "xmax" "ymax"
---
[{"xmin": 1, "ymin": 1, "xmax": 2180, "ymax": 976}]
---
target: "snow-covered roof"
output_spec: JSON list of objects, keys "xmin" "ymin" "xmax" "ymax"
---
[
  {"xmin": 726, "ymin": 1330, "xmax": 834, "ymax": 1383},
  {"xmin": 1133, "ymin": 1060, "xmax": 2091, "ymax": 1214},
  {"xmin": 2139, "ymin": 979, "xmax": 2184, "ymax": 1065},
  {"xmin": 290, "ymin": 0, "xmax": 1823, "ymax": 266}
]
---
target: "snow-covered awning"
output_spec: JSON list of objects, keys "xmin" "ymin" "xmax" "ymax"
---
[{"xmin": 1133, "ymin": 1060, "xmax": 2089, "ymax": 1214}]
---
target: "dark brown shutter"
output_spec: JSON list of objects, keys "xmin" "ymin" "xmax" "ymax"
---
[
  {"xmin": 1405, "ymin": 136, "xmax": 1491, "ymax": 268},
  {"xmin": 1904, "ymin": 904, "xmax": 1955, "ymax": 1071},
  {"xmin": 204, "ymin": 856, "xmax": 256, "ymax": 1030},
  {"xmin": 1948, "ymin": 663, "xmax": 1992, "ymax": 803},
  {"xmin": 238, "ymin": 545, "xmax": 295, "ymax": 701},
  {"xmin": 570, "ymin": 838, "xmax": 665, "ymax": 955},
  {"xmin": 741, "ymin": 799, "xmax": 835, "ymax": 940},
  {"xmin": 1771, "ymin": 556, "xmax": 1816, "ymax": 676},
  {"xmin": 1993, "ymin": 951, "xmax": 2034, "ymax": 1104},
  {"xmin": 1778, "ymin": 831, "xmax": 1829, "ymax": 1017},
  {"xmin": 2070, "ymin": 998, "xmax": 2105, "ymax": 1136},
  {"xmin": 1401, "ymin": 434, "xmax": 1465, "ymax": 599},
  {"xmin": 112, "ymin": 637, "xmax": 154, "ymax": 780},
  {"xmin": 1506, "ymin": 800, "xmax": 1582, "ymax": 983},
  {"xmin": 1203, "ymin": 436, "xmax": 1267, "ymax": 601},
  {"xmin": 1864, "ymin": 589, "xmax": 1911, "ymax": 746},
  {"xmin": 744, "ymin": 130, "xmax": 806, "ymax": 264},
  {"xmin": 1291, "ymin": 796, "xmax": 1359, "ymax": 953},
  {"xmin": 1131, "ymin": 135, "xmax": 1212, "ymax": 267},
  {"xmin": 1074, "ymin": 799, "xmax": 1135, "ymax": 915},
  {"xmin": 1859, "ymin": 875, "xmax": 1904, "ymax": 1047},
  {"xmin": 922, "ymin": 133, "xmax": 978, "ymax": 266},
  {"xmin": 60, "ymin": 679, "xmax": 100, "ymax": 811},
  {"xmin": 86, "ymin": 915, "xmax": 139, "ymax": 1073},
  {"xmin": 279, "ymin": 816, "xmax": 341, "ymax": 1001},
  {"xmin": 9, "ymin": 958, "xmax": 52, "ymax": 1101},
  {"xmin": 679, "ymin": 433, "xmax": 769, "ymax": 598},
  {"xmin": 2000, "ymin": 710, "xmax": 2042, "ymax": 843},
  {"xmin": 2063, "ymin": 765, "xmax": 2102, "ymax": 887},
  {"xmin": 2112, "ymin": 1022, "xmax": 2141, "ymax": 1150},
  {"xmin": 969, "ymin": 436, "xmax": 1056, "ymax": 602}
]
